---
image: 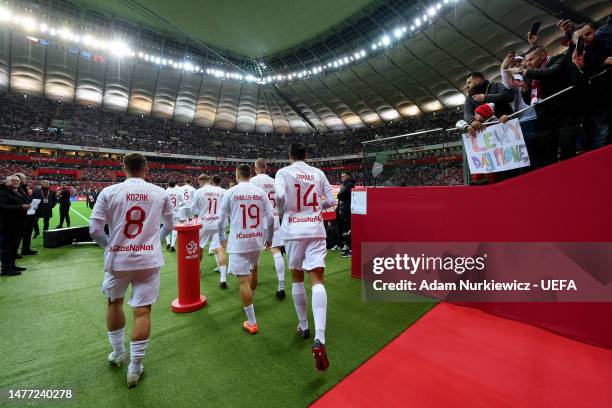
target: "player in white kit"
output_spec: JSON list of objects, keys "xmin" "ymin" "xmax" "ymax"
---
[
  {"xmin": 190, "ymin": 174, "xmax": 228, "ymax": 288},
  {"xmin": 165, "ymin": 180, "xmax": 184, "ymax": 251},
  {"xmin": 218, "ymin": 165, "xmax": 273, "ymax": 334},
  {"xmin": 275, "ymin": 143, "xmax": 336, "ymax": 371},
  {"xmin": 89, "ymin": 153, "xmax": 174, "ymax": 387},
  {"xmin": 179, "ymin": 178, "xmax": 196, "ymax": 221},
  {"xmin": 251, "ymin": 158, "xmax": 286, "ymax": 299}
]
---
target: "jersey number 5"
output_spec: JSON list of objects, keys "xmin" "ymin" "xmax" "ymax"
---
[
  {"xmin": 294, "ymin": 184, "xmax": 318, "ymax": 212},
  {"xmin": 124, "ymin": 206, "xmax": 146, "ymax": 238}
]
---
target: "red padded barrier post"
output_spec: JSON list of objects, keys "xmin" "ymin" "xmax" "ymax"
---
[{"xmin": 171, "ymin": 223, "xmax": 207, "ymax": 313}]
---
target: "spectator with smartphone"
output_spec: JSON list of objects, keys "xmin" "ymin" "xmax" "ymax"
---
[
  {"xmin": 508, "ymin": 45, "xmax": 578, "ymax": 164},
  {"xmin": 500, "ymin": 52, "xmax": 540, "ymax": 168},
  {"xmin": 569, "ymin": 23, "xmax": 611, "ymax": 150}
]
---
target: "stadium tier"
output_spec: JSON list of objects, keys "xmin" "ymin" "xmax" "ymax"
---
[{"xmin": 0, "ymin": 0, "xmax": 610, "ymax": 407}]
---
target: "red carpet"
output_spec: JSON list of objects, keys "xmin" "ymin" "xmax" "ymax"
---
[{"xmin": 313, "ymin": 303, "xmax": 612, "ymax": 408}]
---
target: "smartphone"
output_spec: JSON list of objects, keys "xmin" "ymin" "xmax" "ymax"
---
[
  {"xmin": 577, "ymin": 35, "xmax": 585, "ymax": 56},
  {"xmin": 529, "ymin": 21, "xmax": 542, "ymax": 36}
]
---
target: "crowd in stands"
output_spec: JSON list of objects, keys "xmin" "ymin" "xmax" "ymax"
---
[
  {"xmin": 458, "ymin": 18, "xmax": 610, "ymax": 179},
  {"xmin": 0, "ymin": 89, "xmax": 462, "ymax": 159}
]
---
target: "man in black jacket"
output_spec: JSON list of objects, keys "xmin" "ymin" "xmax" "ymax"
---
[
  {"xmin": 32, "ymin": 180, "xmax": 57, "ymax": 231},
  {"xmin": 15, "ymin": 173, "xmax": 38, "ymax": 256},
  {"xmin": 0, "ymin": 175, "xmax": 31, "ymax": 276},
  {"xmin": 56, "ymin": 184, "xmax": 71, "ymax": 229},
  {"xmin": 509, "ymin": 46, "xmax": 579, "ymax": 164},
  {"xmin": 336, "ymin": 172, "xmax": 354, "ymax": 257},
  {"xmin": 463, "ymin": 72, "xmax": 514, "ymax": 136}
]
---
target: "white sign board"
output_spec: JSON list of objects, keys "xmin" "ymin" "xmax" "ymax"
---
[{"xmin": 462, "ymin": 119, "xmax": 530, "ymax": 174}]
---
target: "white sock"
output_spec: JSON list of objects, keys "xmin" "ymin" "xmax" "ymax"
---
[
  {"xmin": 214, "ymin": 253, "xmax": 220, "ymax": 267},
  {"xmin": 292, "ymin": 282, "xmax": 308, "ymax": 330},
  {"xmin": 273, "ymin": 252, "xmax": 285, "ymax": 291},
  {"xmin": 219, "ymin": 265, "xmax": 227, "ymax": 283},
  {"xmin": 244, "ymin": 304, "xmax": 256, "ymax": 325},
  {"xmin": 108, "ymin": 328, "xmax": 125, "ymax": 355},
  {"xmin": 312, "ymin": 284, "xmax": 327, "ymax": 344},
  {"xmin": 165, "ymin": 234, "xmax": 171, "ymax": 245},
  {"xmin": 128, "ymin": 339, "xmax": 149, "ymax": 374},
  {"xmin": 171, "ymin": 230, "xmax": 177, "ymax": 247}
]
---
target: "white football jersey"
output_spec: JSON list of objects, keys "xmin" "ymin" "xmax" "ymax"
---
[
  {"xmin": 250, "ymin": 173, "xmax": 279, "ymax": 218},
  {"xmin": 180, "ymin": 184, "xmax": 196, "ymax": 205},
  {"xmin": 191, "ymin": 184, "xmax": 224, "ymax": 230},
  {"xmin": 91, "ymin": 178, "xmax": 173, "ymax": 272},
  {"xmin": 274, "ymin": 161, "xmax": 335, "ymax": 240},
  {"xmin": 166, "ymin": 186, "xmax": 184, "ymax": 218},
  {"xmin": 218, "ymin": 181, "xmax": 273, "ymax": 253}
]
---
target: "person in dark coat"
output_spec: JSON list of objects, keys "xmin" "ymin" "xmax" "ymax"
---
[
  {"xmin": 336, "ymin": 172, "xmax": 355, "ymax": 257},
  {"xmin": 14, "ymin": 173, "xmax": 38, "ymax": 256},
  {"xmin": 32, "ymin": 180, "xmax": 57, "ymax": 231},
  {"xmin": 0, "ymin": 175, "xmax": 31, "ymax": 276},
  {"xmin": 56, "ymin": 185, "xmax": 72, "ymax": 229}
]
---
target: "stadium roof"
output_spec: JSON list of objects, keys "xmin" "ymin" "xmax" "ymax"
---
[
  {"xmin": 71, "ymin": 0, "xmax": 377, "ymax": 58},
  {"xmin": 1, "ymin": 0, "xmax": 610, "ymax": 134}
]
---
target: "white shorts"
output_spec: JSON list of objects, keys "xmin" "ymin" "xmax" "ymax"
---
[
  {"xmin": 228, "ymin": 252, "xmax": 260, "ymax": 276},
  {"xmin": 199, "ymin": 228, "xmax": 221, "ymax": 250},
  {"xmin": 101, "ymin": 267, "xmax": 160, "ymax": 307},
  {"xmin": 284, "ymin": 238, "xmax": 327, "ymax": 271},
  {"xmin": 271, "ymin": 226, "xmax": 283, "ymax": 248}
]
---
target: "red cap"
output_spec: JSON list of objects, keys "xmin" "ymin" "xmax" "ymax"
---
[{"xmin": 475, "ymin": 103, "xmax": 494, "ymax": 120}]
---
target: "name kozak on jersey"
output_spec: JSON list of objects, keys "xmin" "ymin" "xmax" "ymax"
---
[
  {"xmin": 219, "ymin": 182, "xmax": 273, "ymax": 253},
  {"xmin": 91, "ymin": 178, "xmax": 173, "ymax": 271},
  {"xmin": 274, "ymin": 161, "xmax": 335, "ymax": 240}
]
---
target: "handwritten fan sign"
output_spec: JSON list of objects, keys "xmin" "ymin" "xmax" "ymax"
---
[{"xmin": 463, "ymin": 119, "xmax": 530, "ymax": 174}]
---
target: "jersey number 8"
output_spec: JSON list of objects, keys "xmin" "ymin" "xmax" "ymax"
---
[{"xmin": 124, "ymin": 206, "xmax": 146, "ymax": 238}]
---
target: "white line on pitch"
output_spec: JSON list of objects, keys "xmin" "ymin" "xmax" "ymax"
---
[{"xmin": 70, "ymin": 206, "xmax": 90, "ymax": 223}]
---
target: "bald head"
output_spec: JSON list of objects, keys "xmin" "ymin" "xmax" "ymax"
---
[{"xmin": 254, "ymin": 158, "xmax": 267, "ymax": 174}]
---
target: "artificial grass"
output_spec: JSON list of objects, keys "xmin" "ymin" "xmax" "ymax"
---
[{"xmin": 0, "ymin": 201, "xmax": 434, "ymax": 407}]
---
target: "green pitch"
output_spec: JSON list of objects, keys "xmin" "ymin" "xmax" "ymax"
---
[{"xmin": 0, "ymin": 201, "xmax": 433, "ymax": 407}]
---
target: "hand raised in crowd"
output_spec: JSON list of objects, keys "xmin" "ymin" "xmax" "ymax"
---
[
  {"xmin": 499, "ymin": 115, "xmax": 510, "ymax": 124},
  {"xmin": 471, "ymin": 94, "xmax": 485, "ymax": 103},
  {"xmin": 501, "ymin": 53, "xmax": 514, "ymax": 70},
  {"xmin": 604, "ymin": 57, "xmax": 612, "ymax": 66},
  {"xmin": 21, "ymin": 204, "xmax": 32, "ymax": 210},
  {"xmin": 556, "ymin": 19, "xmax": 573, "ymax": 33},
  {"xmin": 527, "ymin": 32, "xmax": 538, "ymax": 46},
  {"xmin": 572, "ymin": 50, "xmax": 585, "ymax": 69}
]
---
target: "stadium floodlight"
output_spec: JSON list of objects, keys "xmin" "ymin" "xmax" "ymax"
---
[
  {"xmin": 0, "ymin": 6, "xmax": 12, "ymax": 23},
  {"xmin": 59, "ymin": 28, "xmax": 72, "ymax": 40},
  {"xmin": 39, "ymin": 23, "xmax": 48, "ymax": 33},
  {"xmin": 72, "ymin": 34, "xmax": 81, "ymax": 43},
  {"xmin": 437, "ymin": 3, "xmax": 442, "ymax": 9},
  {"xmin": 381, "ymin": 35, "xmax": 391, "ymax": 46},
  {"xmin": 428, "ymin": 7, "xmax": 436, "ymax": 16},
  {"xmin": 415, "ymin": 18, "xmax": 421, "ymax": 27},
  {"xmin": 109, "ymin": 39, "xmax": 132, "ymax": 57},
  {"xmin": 21, "ymin": 17, "xmax": 37, "ymax": 31},
  {"xmin": 410, "ymin": 25, "xmax": 415, "ymax": 31},
  {"xmin": 360, "ymin": 50, "xmax": 366, "ymax": 57},
  {"xmin": 156, "ymin": 57, "xmax": 162, "ymax": 64},
  {"xmin": 372, "ymin": 43, "xmax": 377, "ymax": 50},
  {"xmin": 444, "ymin": 0, "xmax": 449, "ymax": 3},
  {"xmin": 393, "ymin": 28, "xmax": 402, "ymax": 39}
]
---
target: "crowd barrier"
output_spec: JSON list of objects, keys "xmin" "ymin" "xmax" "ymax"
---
[{"xmin": 351, "ymin": 145, "xmax": 612, "ymax": 349}]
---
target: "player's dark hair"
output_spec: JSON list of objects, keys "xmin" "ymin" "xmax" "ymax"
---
[
  {"xmin": 168, "ymin": 180, "xmax": 176, "ymax": 187},
  {"xmin": 574, "ymin": 22, "xmax": 594, "ymax": 31},
  {"xmin": 184, "ymin": 178, "xmax": 191, "ymax": 184},
  {"xmin": 124, "ymin": 153, "xmax": 147, "ymax": 174},
  {"xmin": 289, "ymin": 143, "xmax": 307, "ymax": 161},
  {"xmin": 467, "ymin": 72, "xmax": 484, "ymax": 80},
  {"xmin": 526, "ymin": 45, "xmax": 546, "ymax": 56},
  {"xmin": 236, "ymin": 164, "xmax": 252, "ymax": 180},
  {"xmin": 211, "ymin": 175, "xmax": 222, "ymax": 186}
]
